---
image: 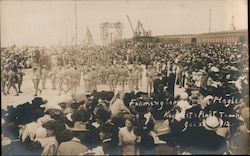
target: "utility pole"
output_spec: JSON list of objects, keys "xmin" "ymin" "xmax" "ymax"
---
[
  {"xmin": 229, "ymin": 16, "xmax": 236, "ymax": 31},
  {"xmin": 209, "ymin": 8, "xmax": 211, "ymax": 33},
  {"xmin": 208, "ymin": 8, "xmax": 211, "ymax": 33},
  {"xmin": 75, "ymin": 0, "xmax": 78, "ymax": 47},
  {"xmin": 65, "ymin": 31, "xmax": 68, "ymax": 45}
]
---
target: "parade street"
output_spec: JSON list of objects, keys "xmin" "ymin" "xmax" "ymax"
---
[{"xmin": 1, "ymin": 65, "xmax": 185, "ymax": 110}]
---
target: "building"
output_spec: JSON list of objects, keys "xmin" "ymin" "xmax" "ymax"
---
[
  {"xmin": 157, "ymin": 29, "xmax": 248, "ymax": 44},
  {"xmin": 196, "ymin": 29, "xmax": 248, "ymax": 44}
]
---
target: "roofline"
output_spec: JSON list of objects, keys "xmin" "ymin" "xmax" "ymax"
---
[{"xmin": 155, "ymin": 29, "xmax": 248, "ymax": 38}]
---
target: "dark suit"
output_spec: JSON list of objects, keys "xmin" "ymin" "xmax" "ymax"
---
[
  {"xmin": 153, "ymin": 78, "xmax": 162, "ymax": 94},
  {"xmin": 102, "ymin": 140, "xmax": 120, "ymax": 155},
  {"xmin": 2, "ymin": 140, "xmax": 43, "ymax": 156},
  {"xmin": 161, "ymin": 74, "xmax": 168, "ymax": 87},
  {"xmin": 167, "ymin": 72, "xmax": 176, "ymax": 97},
  {"xmin": 183, "ymin": 127, "xmax": 227, "ymax": 154}
]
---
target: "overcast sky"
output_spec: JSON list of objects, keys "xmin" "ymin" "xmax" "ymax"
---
[{"xmin": 0, "ymin": 0, "xmax": 248, "ymax": 47}]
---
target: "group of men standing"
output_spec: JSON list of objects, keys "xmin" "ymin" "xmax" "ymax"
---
[
  {"xmin": 96, "ymin": 62, "xmax": 144, "ymax": 92},
  {"xmin": 31, "ymin": 64, "xmax": 81, "ymax": 96},
  {"xmin": 1, "ymin": 63, "xmax": 25, "ymax": 96},
  {"xmin": 2, "ymin": 56, "xmax": 187, "ymax": 98},
  {"xmin": 29, "ymin": 61, "xmax": 152, "ymax": 97}
]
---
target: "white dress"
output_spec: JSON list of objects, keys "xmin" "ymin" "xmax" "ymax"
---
[{"xmin": 118, "ymin": 127, "xmax": 138, "ymax": 155}]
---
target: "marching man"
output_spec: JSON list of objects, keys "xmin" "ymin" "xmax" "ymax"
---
[
  {"xmin": 41, "ymin": 65, "xmax": 48, "ymax": 89},
  {"xmin": 32, "ymin": 65, "xmax": 42, "ymax": 96},
  {"xmin": 57, "ymin": 66, "xmax": 66, "ymax": 96}
]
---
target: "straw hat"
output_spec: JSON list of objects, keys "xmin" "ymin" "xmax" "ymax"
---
[
  {"xmin": 210, "ymin": 66, "xmax": 219, "ymax": 72},
  {"xmin": 202, "ymin": 116, "xmax": 223, "ymax": 131}
]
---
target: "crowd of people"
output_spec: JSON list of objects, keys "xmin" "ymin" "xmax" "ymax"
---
[{"xmin": 1, "ymin": 37, "xmax": 249, "ymax": 155}]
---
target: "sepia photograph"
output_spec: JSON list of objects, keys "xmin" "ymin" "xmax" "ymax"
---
[{"xmin": 1, "ymin": 0, "xmax": 249, "ymax": 155}]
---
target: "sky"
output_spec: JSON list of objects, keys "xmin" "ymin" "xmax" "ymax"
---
[{"xmin": 0, "ymin": 0, "xmax": 248, "ymax": 47}]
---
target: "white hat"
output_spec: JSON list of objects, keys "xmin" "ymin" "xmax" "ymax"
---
[
  {"xmin": 202, "ymin": 116, "xmax": 223, "ymax": 131},
  {"xmin": 226, "ymin": 74, "xmax": 231, "ymax": 80},
  {"xmin": 37, "ymin": 114, "xmax": 52, "ymax": 125},
  {"xmin": 210, "ymin": 66, "xmax": 219, "ymax": 72},
  {"xmin": 204, "ymin": 95, "xmax": 214, "ymax": 102}
]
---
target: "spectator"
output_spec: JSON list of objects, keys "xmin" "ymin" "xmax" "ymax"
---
[
  {"xmin": 118, "ymin": 114, "xmax": 139, "ymax": 155},
  {"xmin": 35, "ymin": 120, "xmax": 59, "ymax": 155},
  {"xmin": 57, "ymin": 121, "xmax": 89, "ymax": 155},
  {"xmin": 99, "ymin": 123, "xmax": 119, "ymax": 155}
]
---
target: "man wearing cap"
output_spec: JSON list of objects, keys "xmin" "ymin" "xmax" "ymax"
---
[
  {"xmin": 117, "ymin": 64, "xmax": 128, "ymax": 91},
  {"xmin": 166, "ymin": 67, "xmax": 176, "ymax": 98},
  {"xmin": 99, "ymin": 64, "xmax": 106, "ymax": 84},
  {"xmin": 94, "ymin": 104, "xmax": 112, "ymax": 127},
  {"xmin": 32, "ymin": 65, "xmax": 42, "ymax": 96},
  {"xmin": 50, "ymin": 66, "xmax": 57, "ymax": 90},
  {"xmin": 70, "ymin": 67, "xmax": 80, "ymax": 95},
  {"xmin": 107, "ymin": 64, "xmax": 116, "ymax": 91},
  {"xmin": 153, "ymin": 73, "xmax": 163, "ymax": 94},
  {"xmin": 127, "ymin": 68, "xmax": 135, "ymax": 92},
  {"xmin": 6, "ymin": 66, "xmax": 19, "ymax": 96},
  {"xmin": 57, "ymin": 66, "xmax": 66, "ymax": 96},
  {"xmin": 83, "ymin": 66, "xmax": 91, "ymax": 92},
  {"xmin": 137, "ymin": 62, "xmax": 144, "ymax": 87},
  {"xmin": 57, "ymin": 121, "xmax": 89, "ymax": 155},
  {"xmin": 64, "ymin": 64, "xmax": 72, "ymax": 92},
  {"xmin": 113, "ymin": 64, "xmax": 120, "ymax": 89},
  {"xmin": 175, "ymin": 64, "xmax": 184, "ymax": 88},
  {"xmin": 146, "ymin": 65, "xmax": 156, "ymax": 95},
  {"xmin": 90, "ymin": 67, "xmax": 98, "ymax": 92},
  {"xmin": 16, "ymin": 66, "xmax": 25, "ymax": 94},
  {"xmin": 41, "ymin": 65, "xmax": 48, "ymax": 89},
  {"xmin": 133, "ymin": 66, "xmax": 140, "ymax": 90},
  {"xmin": 200, "ymin": 70, "xmax": 210, "ymax": 95},
  {"xmin": 1, "ymin": 66, "xmax": 9, "ymax": 95}
]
